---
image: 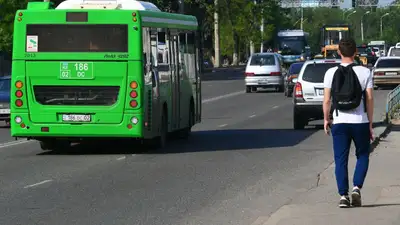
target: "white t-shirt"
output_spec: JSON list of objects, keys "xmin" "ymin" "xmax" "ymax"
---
[{"xmin": 323, "ymin": 63, "xmax": 373, "ymax": 124}]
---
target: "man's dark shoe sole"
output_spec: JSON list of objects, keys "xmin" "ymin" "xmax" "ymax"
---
[{"xmin": 351, "ymin": 192, "xmax": 362, "ymax": 207}]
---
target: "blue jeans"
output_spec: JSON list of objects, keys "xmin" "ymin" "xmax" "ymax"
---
[{"xmin": 331, "ymin": 123, "xmax": 370, "ymax": 196}]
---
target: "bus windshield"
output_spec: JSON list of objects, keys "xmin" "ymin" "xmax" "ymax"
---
[
  {"xmin": 278, "ymin": 36, "xmax": 305, "ymax": 55},
  {"xmin": 26, "ymin": 24, "xmax": 128, "ymax": 52},
  {"xmin": 0, "ymin": 79, "xmax": 10, "ymax": 92}
]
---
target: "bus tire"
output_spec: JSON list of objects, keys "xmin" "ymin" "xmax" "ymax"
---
[
  {"xmin": 40, "ymin": 140, "xmax": 70, "ymax": 152},
  {"xmin": 178, "ymin": 100, "xmax": 194, "ymax": 139},
  {"xmin": 149, "ymin": 108, "xmax": 168, "ymax": 149}
]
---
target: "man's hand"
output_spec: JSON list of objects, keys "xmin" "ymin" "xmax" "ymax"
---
[
  {"xmin": 370, "ymin": 123, "xmax": 374, "ymax": 141},
  {"xmin": 324, "ymin": 119, "xmax": 331, "ymax": 135}
]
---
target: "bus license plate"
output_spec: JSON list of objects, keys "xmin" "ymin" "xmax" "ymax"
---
[
  {"xmin": 62, "ymin": 114, "xmax": 91, "ymax": 122},
  {"xmin": 317, "ymin": 89, "xmax": 324, "ymax": 95},
  {"xmin": 0, "ymin": 109, "xmax": 10, "ymax": 114}
]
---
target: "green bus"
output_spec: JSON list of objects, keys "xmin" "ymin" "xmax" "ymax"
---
[{"xmin": 11, "ymin": 0, "xmax": 202, "ymax": 151}]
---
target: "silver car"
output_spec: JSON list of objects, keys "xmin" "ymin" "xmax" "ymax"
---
[
  {"xmin": 372, "ymin": 56, "xmax": 400, "ymax": 88},
  {"xmin": 245, "ymin": 53, "xmax": 285, "ymax": 93}
]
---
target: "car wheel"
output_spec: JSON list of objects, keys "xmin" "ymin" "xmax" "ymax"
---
[
  {"xmin": 251, "ymin": 87, "xmax": 257, "ymax": 92},
  {"xmin": 293, "ymin": 108, "xmax": 307, "ymax": 130},
  {"xmin": 246, "ymin": 86, "xmax": 251, "ymax": 93},
  {"xmin": 277, "ymin": 85, "xmax": 284, "ymax": 93},
  {"xmin": 287, "ymin": 88, "xmax": 292, "ymax": 97},
  {"xmin": 284, "ymin": 84, "xmax": 288, "ymax": 96}
]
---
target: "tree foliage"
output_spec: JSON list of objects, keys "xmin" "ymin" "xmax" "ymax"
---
[{"xmin": 1, "ymin": 1, "xmax": 400, "ymax": 63}]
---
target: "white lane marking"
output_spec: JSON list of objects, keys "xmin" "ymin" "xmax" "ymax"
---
[
  {"xmin": 218, "ymin": 124, "xmax": 228, "ymax": 127},
  {"xmin": 202, "ymin": 91, "xmax": 244, "ymax": 104},
  {"xmin": 249, "ymin": 114, "xmax": 256, "ymax": 118},
  {"xmin": 24, "ymin": 179, "xmax": 52, "ymax": 188},
  {"xmin": 0, "ymin": 139, "xmax": 33, "ymax": 149},
  {"xmin": 272, "ymin": 105, "xmax": 279, "ymax": 109},
  {"xmin": 116, "ymin": 156, "xmax": 126, "ymax": 161}
]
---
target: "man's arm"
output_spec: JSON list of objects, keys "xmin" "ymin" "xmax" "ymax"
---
[
  {"xmin": 366, "ymin": 88, "xmax": 374, "ymax": 126},
  {"xmin": 365, "ymin": 71, "xmax": 374, "ymax": 126},
  {"xmin": 323, "ymin": 88, "xmax": 331, "ymax": 121},
  {"xmin": 323, "ymin": 68, "xmax": 333, "ymax": 122}
]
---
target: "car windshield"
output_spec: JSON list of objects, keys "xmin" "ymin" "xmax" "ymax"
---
[
  {"xmin": 389, "ymin": 48, "xmax": 400, "ymax": 56},
  {"xmin": 0, "ymin": 79, "xmax": 10, "ymax": 92},
  {"xmin": 302, "ymin": 63, "xmax": 340, "ymax": 83},
  {"xmin": 250, "ymin": 55, "xmax": 275, "ymax": 66},
  {"xmin": 289, "ymin": 63, "xmax": 303, "ymax": 74},
  {"xmin": 376, "ymin": 59, "xmax": 400, "ymax": 68}
]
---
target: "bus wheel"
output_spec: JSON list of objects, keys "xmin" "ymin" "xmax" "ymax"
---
[
  {"xmin": 159, "ymin": 111, "xmax": 168, "ymax": 148},
  {"xmin": 178, "ymin": 103, "xmax": 194, "ymax": 139},
  {"xmin": 40, "ymin": 140, "xmax": 70, "ymax": 152}
]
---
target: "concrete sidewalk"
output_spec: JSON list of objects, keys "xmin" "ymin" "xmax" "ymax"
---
[{"xmin": 258, "ymin": 124, "xmax": 400, "ymax": 225}]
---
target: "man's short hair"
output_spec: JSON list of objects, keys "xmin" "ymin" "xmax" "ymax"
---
[{"xmin": 339, "ymin": 38, "xmax": 357, "ymax": 57}]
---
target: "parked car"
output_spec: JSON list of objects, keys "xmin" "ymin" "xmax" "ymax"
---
[
  {"xmin": 0, "ymin": 76, "xmax": 11, "ymax": 124},
  {"xmin": 292, "ymin": 59, "xmax": 341, "ymax": 129},
  {"xmin": 284, "ymin": 62, "xmax": 304, "ymax": 97},
  {"xmin": 245, "ymin": 53, "xmax": 285, "ymax": 93},
  {"xmin": 372, "ymin": 56, "xmax": 400, "ymax": 89}
]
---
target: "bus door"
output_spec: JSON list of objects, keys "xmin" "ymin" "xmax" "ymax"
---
[{"xmin": 169, "ymin": 31, "xmax": 181, "ymax": 130}]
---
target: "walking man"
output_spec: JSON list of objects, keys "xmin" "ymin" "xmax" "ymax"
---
[{"xmin": 322, "ymin": 38, "xmax": 374, "ymax": 208}]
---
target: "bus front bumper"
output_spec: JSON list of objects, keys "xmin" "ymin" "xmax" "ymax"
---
[{"xmin": 11, "ymin": 113, "xmax": 143, "ymax": 138}]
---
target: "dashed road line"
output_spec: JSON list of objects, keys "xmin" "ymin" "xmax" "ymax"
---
[
  {"xmin": 24, "ymin": 179, "xmax": 53, "ymax": 189},
  {"xmin": 116, "ymin": 156, "xmax": 126, "ymax": 161},
  {"xmin": 249, "ymin": 114, "xmax": 256, "ymax": 118},
  {"xmin": 202, "ymin": 91, "xmax": 244, "ymax": 104},
  {"xmin": 218, "ymin": 124, "xmax": 228, "ymax": 127},
  {"xmin": 272, "ymin": 105, "xmax": 279, "ymax": 109},
  {"xmin": 0, "ymin": 139, "xmax": 33, "ymax": 150}
]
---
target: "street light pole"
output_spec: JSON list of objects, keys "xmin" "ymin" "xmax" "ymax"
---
[
  {"xmin": 361, "ymin": 11, "xmax": 370, "ymax": 42},
  {"xmin": 345, "ymin": 11, "xmax": 356, "ymax": 20},
  {"xmin": 380, "ymin": 13, "xmax": 390, "ymax": 38}
]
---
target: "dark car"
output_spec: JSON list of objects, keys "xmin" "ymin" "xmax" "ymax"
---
[
  {"xmin": 0, "ymin": 76, "xmax": 11, "ymax": 124},
  {"xmin": 284, "ymin": 62, "xmax": 304, "ymax": 97}
]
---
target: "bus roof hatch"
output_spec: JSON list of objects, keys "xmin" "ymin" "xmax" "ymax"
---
[{"xmin": 56, "ymin": 0, "xmax": 161, "ymax": 11}]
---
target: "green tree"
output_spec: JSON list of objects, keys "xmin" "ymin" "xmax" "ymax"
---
[{"xmin": 0, "ymin": 0, "xmax": 28, "ymax": 54}]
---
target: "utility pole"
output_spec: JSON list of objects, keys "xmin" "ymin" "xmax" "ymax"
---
[
  {"xmin": 380, "ymin": 13, "xmax": 389, "ymax": 38},
  {"xmin": 300, "ymin": 7, "xmax": 303, "ymax": 30},
  {"xmin": 260, "ymin": 0, "xmax": 264, "ymax": 52},
  {"xmin": 178, "ymin": 0, "xmax": 184, "ymax": 14},
  {"xmin": 214, "ymin": 0, "xmax": 220, "ymax": 68},
  {"xmin": 249, "ymin": 0, "xmax": 257, "ymax": 55}
]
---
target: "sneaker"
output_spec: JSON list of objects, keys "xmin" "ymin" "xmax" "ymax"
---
[
  {"xmin": 351, "ymin": 187, "xmax": 362, "ymax": 207},
  {"xmin": 339, "ymin": 195, "xmax": 350, "ymax": 208}
]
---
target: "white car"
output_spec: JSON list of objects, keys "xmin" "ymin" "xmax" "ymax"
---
[
  {"xmin": 244, "ymin": 53, "xmax": 286, "ymax": 93},
  {"xmin": 292, "ymin": 59, "xmax": 341, "ymax": 129},
  {"xmin": 372, "ymin": 56, "xmax": 400, "ymax": 88},
  {"xmin": 387, "ymin": 43, "xmax": 400, "ymax": 57}
]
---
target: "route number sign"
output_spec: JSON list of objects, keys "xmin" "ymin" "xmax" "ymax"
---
[{"xmin": 59, "ymin": 62, "xmax": 94, "ymax": 79}]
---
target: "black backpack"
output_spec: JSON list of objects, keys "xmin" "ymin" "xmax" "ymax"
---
[{"xmin": 331, "ymin": 63, "xmax": 366, "ymax": 116}]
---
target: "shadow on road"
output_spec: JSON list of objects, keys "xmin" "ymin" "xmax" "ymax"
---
[
  {"xmin": 362, "ymin": 203, "xmax": 400, "ymax": 208},
  {"xmin": 38, "ymin": 128, "xmax": 319, "ymax": 156}
]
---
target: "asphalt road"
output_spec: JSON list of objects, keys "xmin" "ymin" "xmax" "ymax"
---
[{"xmin": 0, "ymin": 68, "xmax": 393, "ymax": 225}]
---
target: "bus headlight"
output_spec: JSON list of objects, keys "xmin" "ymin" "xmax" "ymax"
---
[{"xmin": 131, "ymin": 117, "xmax": 138, "ymax": 124}]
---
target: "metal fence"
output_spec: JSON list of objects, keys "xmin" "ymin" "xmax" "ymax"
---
[{"xmin": 386, "ymin": 84, "xmax": 400, "ymax": 121}]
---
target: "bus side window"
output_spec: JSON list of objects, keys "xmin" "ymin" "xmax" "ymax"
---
[
  {"xmin": 185, "ymin": 32, "xmax": 196, "ymax": 80},
  {"xmin": 142, "ymin": 27, "xmax": 151, "ymax": 76},
  {"xmin": 157, "ymin": 29, "xmax": 170, "ymax": 82}
]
